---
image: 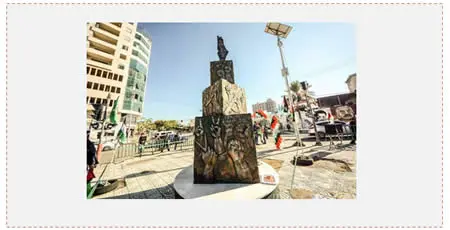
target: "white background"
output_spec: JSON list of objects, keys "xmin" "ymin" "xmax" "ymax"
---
[{"xmin": 0, "ymin": 0, "xmax": 447, "ymax": 229}]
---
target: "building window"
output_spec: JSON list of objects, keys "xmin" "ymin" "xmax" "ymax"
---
[
  {"xmin": 102, "ymin": 99, "xmax": 107, "ymax": 105},
  {"xmin": 109, "ymin": 100, "xmax": 113, "ymax": 107},
  {"xmin": 87, "ymin": 82, "xmax": 93, "ymax": 89},
  {"xmin": 119, "ymin": 75, "xmax": 123, "ymax": 82},
  {"xmin": 111, "ymin": 86, "xmax": 116, "ymax": 92},
  {"xmin": 87, "ymin": 67, "xmax": 90, "ymax": 74},
  {"xmin": 108, "ymin": 73, "xmax": 112, "ymax": 79},
  {"xmin": 89, "ymin": 97, "xmax": 95, "ymax": 104},
  {"xmin": 135, "ymin": 83, "xmax": 139, "ymax": 90},
  {"xmin": 113, "ymin": 74, "xmax": 118, "ymax": 80},
  {"xmin": 126, "ymin": 27, "xmax": 132, "ymax": 33},
  {"xmin": 118, "ymin": 64, "xmax": 125, "ymax": 70},
  {"xmin": 99, "ymin": 84, "xmax": 105, "ymax": 91},
  {"xmin": 96, "ymin": 98, "xmax": 101, "ymax": 104},
  {"xmin": 96, "ymin": 69, "xmax": 102, "ymax": 77},
  {"xmin": 102, "ymin": 71, "xmax": 107, "ymax": 78},
  {"xmin": 86, "ymin": 97, "xmax": 89, "ymax": 103},
  {"xmin": 134, "ymin": 94, "xmax": 139, "ymax": 100},
  {"xmin": 122, "ymin": 45, "xmax": 128, "ymax": 51},
  {"xmin": 105, "ymin": 85, "xmax": 110, "ymax": 92},
  {"xmin": 116, "ymin": 88, "xmax": 121, "ymax": 93},
  {"xmin": 120, "ymin": 54, "xmax": 126, "ymax": 60},
  {"xmin": 124, "ymin": 36, "xmax": 131, "ymax": 42},
  {"xmin": 93, "ymin": 83, "xmax": 99, "ymax": 90},
  {"xmin": 90, "ymin": 68, "xmax": 96, "ymax": 75}
]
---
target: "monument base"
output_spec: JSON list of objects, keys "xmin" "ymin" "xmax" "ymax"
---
[{"xmin": 174, "ymin": 161, "xmax": 279, "ymax": 199}]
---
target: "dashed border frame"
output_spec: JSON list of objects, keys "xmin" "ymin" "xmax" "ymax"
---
[{"xmin": 4, "ymin": 2, "xmax": 444, "ymax": 229}]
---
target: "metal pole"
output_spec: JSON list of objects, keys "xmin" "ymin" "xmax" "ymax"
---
[
  {"xmin": 277, "ymin": 37, "xmax": 303, "ymax": 148},
  {"xmin": 97, "ymin": 96, "xmax": 110, "ymax": 159},
  {"xmin": 276, "ymin": 36, "xmax": 305, "ymax": 192}
]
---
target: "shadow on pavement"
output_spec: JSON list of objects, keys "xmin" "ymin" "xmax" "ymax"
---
[{"xmin": 102, "ymin": 184, "xmax": 178, "ymax": 199}]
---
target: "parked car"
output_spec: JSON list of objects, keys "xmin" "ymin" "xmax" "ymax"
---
[
  {"xmin": 308, "ymin": 120, "xmax": 352, "ymax": 138},
  {"xmin": 153, "ymin": 131, "xmax": 175, "ymax": 139},
  {"xmin": 94, "ymin": 140, "xmax": 118, "ymax": 151}
]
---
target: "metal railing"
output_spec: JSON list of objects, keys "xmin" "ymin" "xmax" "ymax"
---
[{"xmin": 112, "ymin": 135, "xmax": 195, "ymax": 163}]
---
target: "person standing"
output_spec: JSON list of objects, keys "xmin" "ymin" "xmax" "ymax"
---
[
  {"xmin": 138, "ymin": 132, "xmax": 147, "ymax": 157},
  {"xmin": 350, "ymin": 115, "xmax": 357, "ymax": 144},
  {"xmin": 263, "ymin": 125, "xmax": 269, "ymax": 144},
  {"xmin": 87, "ymin": 130, "xmax": 98, "ymax": 194},
  {"xmin": 174, "ymin": 133, "xmax": 180, "ymax": 150},
  {"xmin": 253, "ymin": 121, "xmax": 260, "ymax": 145}
]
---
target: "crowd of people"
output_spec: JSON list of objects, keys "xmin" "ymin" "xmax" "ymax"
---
[
  {"xmin": 138, "ymin": 132, "xmax": 183, "ymax": 155},
  {"xmin": 253, "ymin": 121, "xmax": 270, "ymax": 145}
]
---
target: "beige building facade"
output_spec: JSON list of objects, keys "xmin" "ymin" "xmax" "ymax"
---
[
  {"xmin": 86, "ymin": 23, "xmax": 152, "ymax": 131},
  {"xmin": 252, "ymin": 98, "xmax": 277, "ymax": 113}
]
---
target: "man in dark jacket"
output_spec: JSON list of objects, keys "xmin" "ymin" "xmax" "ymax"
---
[{"xmin": 138, "ymin": 132, "xmax": 147, "ymax": 156}]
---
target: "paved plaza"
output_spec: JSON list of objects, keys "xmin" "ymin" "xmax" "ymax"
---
[{"xmin": 92, "ymin": 134, "xmax": 356, "ymax": 199}]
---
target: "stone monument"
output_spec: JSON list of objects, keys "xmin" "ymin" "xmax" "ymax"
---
[{"xmin": 193, "ymin": 36, "xmax": 260, "ymax": 184}]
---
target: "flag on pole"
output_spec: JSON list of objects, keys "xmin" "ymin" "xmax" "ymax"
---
[
  {"xmin": 256, "ymin": 109, "xmax": 268, "ymax": 119},
  {"xmin": 110, "ymin": 97, "xmax": 119, "ymax": 125},
  {"xmin": 117, "ymin": 120, "xmax": 127, "ymax": 144},
  {"xmin": 270, "ymin": 115, "xmax": 278, "ymax": 129},
  {"xmin": 274, "ymin": 132, "xmax": 282, "ymax": 150}
]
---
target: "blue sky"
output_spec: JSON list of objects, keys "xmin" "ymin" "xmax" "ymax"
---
[{"xmin": 139, "ymin": 23, "xmax": 356, "ymax": 121}]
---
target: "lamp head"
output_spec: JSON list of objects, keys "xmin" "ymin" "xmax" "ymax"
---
[{"xmin": 264, "ymin": 22, "xmax": 293, "ymax": 38}]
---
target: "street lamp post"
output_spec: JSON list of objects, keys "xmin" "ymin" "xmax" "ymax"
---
[
  {"xmin": 97, "ymin": 93, "xmax": 112, "ymax": 160},
  {"xmin": 264, "ymin": 22, "xmax": 303, "ymax": 148},
  {"xmin": 265, "ymin": 23, "xmax": 315, "ymax": 193}
]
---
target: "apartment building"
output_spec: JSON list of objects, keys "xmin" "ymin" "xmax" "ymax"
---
[
  {"xmin": 86, "ymin": 22, "xmax": 151, "ymax": 131},
  {"xmin": 252, "ymin": 98, "xmax": 277, "ymax": 113}
]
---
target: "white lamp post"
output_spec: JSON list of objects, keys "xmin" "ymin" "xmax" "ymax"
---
[
  {"xmin": 264, "ymin": 22, "xmax": 303, "ymax": 148},
  {"xmin": 265, "ymin": 23, "xmax": 314, "ymax": 192}
]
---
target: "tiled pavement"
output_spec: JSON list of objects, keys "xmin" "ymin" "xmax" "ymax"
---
[{"xmin": 92, "ymin": 135, "xmax": 356, "ymax": 199}]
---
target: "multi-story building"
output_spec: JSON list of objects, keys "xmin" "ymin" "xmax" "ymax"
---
[
  {"xmin": 86, "ymin": 22, "xmax": 151, "ymax": 132},
  {"xmin": 252, "ymin": 98, "xmax": 277, "ymax": 113}
]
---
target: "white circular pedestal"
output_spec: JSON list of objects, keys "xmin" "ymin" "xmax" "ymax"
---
[{"xmin": 173, "ymin": 161, "xmax": 279, "ymax": 199}]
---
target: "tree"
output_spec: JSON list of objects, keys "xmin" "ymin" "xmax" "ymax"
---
[
  {"xmin": 153, "ymin": 120, "xmax": 165, "ymax": 131},
  {"xmin": 163, "ymin": 120, "xmax": 178, "ymax": 131}
]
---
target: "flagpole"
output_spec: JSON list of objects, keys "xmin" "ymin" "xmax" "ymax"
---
[{"xmin": 96, "ymin": 93, "xmax": 112, "ymax": 161}]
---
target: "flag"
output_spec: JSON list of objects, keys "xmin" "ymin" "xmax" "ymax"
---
[
  {"xmin": 256, "ymin": 109, "xmax": 268, "ymax": 119},
  {"xmin": 110, "ymin": 97, "xmax": 119, "ymax": 125},
  {"xmin": 270, "ymin": 116, "xmax": 278, "ymax": 129},
  {"xmin": 117, "ymin": 121, "xmax": 127, "ymax": 144},
  {"xmin": 275, "ymin": 132, "xmax": 282, "ymax": 149},
  {"xmin": 328, "ymin": 113, "xmax": 334, "ymax": 124}
]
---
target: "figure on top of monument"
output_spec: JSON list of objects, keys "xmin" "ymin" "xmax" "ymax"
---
[{"xmin": 217, "ymin": 36, "xmax": 229, "ymax": 61}]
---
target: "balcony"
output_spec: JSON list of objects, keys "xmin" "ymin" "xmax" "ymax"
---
[
  {"xmin": 88, "ymin": 36, "xmax": 116, "ymax": 50},
  {"xmin": 91, "ymin": 27, "xmax": 118, "ymax": 45},
  {"xmin": 134, "ymin": 37, "xmax": 151, "ymax": 54},
  {"xmin": 111, "ymin": 22, "xmax": 123, "ymax": 28},
  {"xmin": 100, "ymin": 23, "xmax": 121, "ymax": 36},
  {"xmin": 87, "ymin": 59, "xmax": 112, "ymax": 71}
]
